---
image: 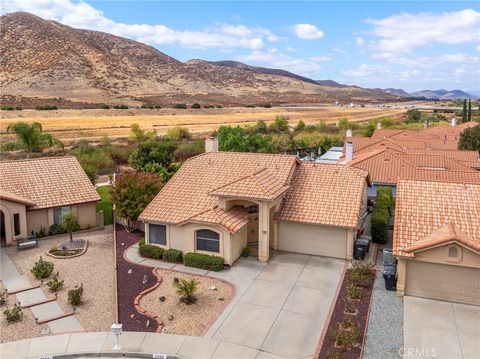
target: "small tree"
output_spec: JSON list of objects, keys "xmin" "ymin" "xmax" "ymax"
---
[
  {"xmin": 173, "ymin": 278, "xmax": 199, "ymax": 304},
  {"xmin": 59, "ymin": 211, "xmax": 80, "ymax": 242},
  {"xmin": 467, "ymin": 100, "xmax": 472, "ymax": 122},
  {"xmin": 110, "ymin": 171, "xmax": 163, "ymax": 232},
  {"xmin": 129, "ymin": 139, "xmax": 176, "ymax": 170},
  {"xmin": 462, "ymin": 99, "xmax": 467, "ymax": 123},
  {"xmin": 6, "ymin": 122, "xmax": 63, "ymax": 158},
  {"xmin": 458, "ymin": 124, "xmax": 480, "ymax": 152}
]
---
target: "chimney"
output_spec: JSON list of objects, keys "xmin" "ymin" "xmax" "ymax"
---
[
  {"xmin": 205, "ymin": 137, "xmax": 219, "ymax": 152},
  {"xmin": 423, "ymin": 120, "xmax": 428, "ymax": 129},
  {"xmin": 376, "ymin": 123, "xmax": 382, "ymax": 130},
  {"xmin": 346, "ymin": 129, "xmax": 353, "ymax": 137},
  {"xmin": 451, "ymin": 117, "xmax": 456, "ymax": 127},
  {"xmin": 346, "ymin": 141, "xmax": 353, "ymax": 161}
]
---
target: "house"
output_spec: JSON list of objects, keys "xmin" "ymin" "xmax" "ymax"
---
[
  {"xmin": 0, "ymin": 156, "xmax": 100, "ymax": 246},
  {"xmin": 139, "ymin": 151, "xmax": 370, "ymax": 264},
  {"xmin": 393, "ymin": 179, "xmax": 480, "ymax": 305}
]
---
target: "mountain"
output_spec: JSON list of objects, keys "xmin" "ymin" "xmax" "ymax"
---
[
  {"xmin": 0, "ymin": 12, "xmax": 400, "ymax": 107},
  {"xmin": 411, "ymin": 89, "xmax": 476, "ymax": 99},
  {"xmin": 373, "ymin": 88, "xmax": 413, "ymax": 98},
  {"xmin": 315, "ymin": 80, "xmax": 350, "ymax": 88}
]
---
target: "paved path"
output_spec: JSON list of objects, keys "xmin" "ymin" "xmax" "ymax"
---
[
  {"xmin": 0, "ymin": 247, "xmax": 83, "ymax": 334},
  {"xmin": 125, "ymin": 244, "xmax": 346, "ymax": 358},
  {"xmin": 404, "ymin": 296, "xmax": 480, "ymax": 359}
]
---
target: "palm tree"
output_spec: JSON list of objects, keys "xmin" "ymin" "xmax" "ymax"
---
[
  {"xmin": 173, "ymin": 278, "xmax": 199, "ymax": 304},
  {"xmin": 59, "ymin": 211, "xmax": 80, "ymax": 242},
  {"xmin": 6, "ymin": 122, "xmax": 63, "ymax": 158}
]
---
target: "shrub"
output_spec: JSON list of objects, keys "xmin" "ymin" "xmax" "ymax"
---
[
  {"xmin": 173, "ymin": 278, "xmax": 199, "ymax": 304},
  {"xmin": 174, "ymin": 103, "xmax": 187, "ymax": 109},
  {"xmin": 191, "ymin": 103, "xmax": 201, "ymax": 109},
  {"xmin": 166, "ymin": 127, "xmax": 192, "ymax": 142},
  {"xmin": 35, "ymin": 226, "xmax": 47, "ymax": 238},
  {"xmin": 31, "ymin": 256, "xmax": 54, "ymax": 279},
  {"xmin": 3, "ymin": 304, "xmax": 22, "ymax": 323},
  {"xmin": 351, "ymin": 261, "xmax": 371, "ymax": 276},
  {"xmin": 184, "ymin": 252, "xmax": 224, "ymax": 271},
  {"xmin": 68, "ymin": 284, "xmax": 84, "ymax": 305},
  {"xmin": 112, "ymin": 104, "xmax": 128, "ymax": 109},
  {"xmin": 333, "ymin": 323, "xmax": 360, "ymax": 349},
  {"xmin": 139, "ymin": 242, "xmax": 164, "ymax": 259},
  {"xmin": 241, "ymin": 246, "xmax": 251, "ymax": 257},
  {"xmin": 35, "ymin": 104, "xmax": 57, "ymax": 110},
  {"xmin": 347, "ymin": 285, "xmax": 361, "ymax": 300},
  {"xmin": 163, "ymin": 249, "xmax": 183, "ymax": 263},
  {"xmin": 371, "ymin": 208, "xmax": 389, "ymax": 244},
  {"xmin": 376, "ymin": 186, "xmax": 393, "ymax": 214},
  {"xmin": 350, "ymin": 271, "xmax": 372, "ymax": 288},
  {"xmin": 47, "ymin": 272, "xmax": 64, "ymax": 292},
  {"xmin": 1, "ymin": 105, "xmax": 14, "ymax": 110},
  {"xmin": 100, "ymin": 104, "xmax": 110, "ymax": 109},
  {"xmin": 48, "ymin": 224, "xmax": 65, "ymax": 236},
  {"xmin": 15, "ymin": 106, "xmax": 22, "ymax": 111}
]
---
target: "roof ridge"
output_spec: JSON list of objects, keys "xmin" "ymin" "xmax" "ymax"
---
[
  {"xmin": 0, "ymin": 155, "xmax": 76, "ymax": 164},
  {"xmin": 208, "ymin": 167, "xmax": 268, "ymax": 194}
]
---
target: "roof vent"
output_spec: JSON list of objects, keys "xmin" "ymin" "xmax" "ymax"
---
[
  {"xmin": 376, "ymin": 123, "xmax": 382, "ymax": 130},
  {"xmin": 451, "ymin": 117, "xmax": 456, "ymax": 127},
  {"xmin": 346, "ymin": 129, "xmax": 352, "ymax": 137},
  {"xmin": 205, "ymin": 137, "xmax": 219, "ymax": 152},
  {"xmin": 345, "ymin": 141, "xmax": 353, "ymax": 161}
]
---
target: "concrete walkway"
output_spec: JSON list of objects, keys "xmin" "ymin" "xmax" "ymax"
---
[
  {"xmin": 0, "ymin": 247, "xmax": 83, "ymax": 334},
  {"xmin": 404, "ymin": 296, "xmax": 480, "ymax": 359},
  {"xmin": 124, "ymin": 244, "xmax": 346, "ymax": 358}
]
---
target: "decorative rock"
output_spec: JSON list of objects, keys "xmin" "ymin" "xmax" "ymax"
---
[
  {"xmin": 218, "ymin": 297, "xmax": 225, "ymax": 301},
  {"xmin": 40, "ymin": 326, "xmax": 50, "ymax": 335},
  {"xmin": 168, "ymin": 314, "xmax": 174, "ymax": 321},
  {"xmin": 146, "ymin": 319, "xmax": 150, "ymax": 327},
  {"xmin": 127, "ymin": 269, "xmax": 133, "ymax": 274},
  {"xmin": 159, "ymin": 296, "xmax": 166, "ymax": 302},
  {"xmin": 130, "ymin": 313, "xmax": 135, "ymax": 319},
  {"xmin": 162, "ymin": 327, "xmax": 168, "ymax": 333},
  {"xmin": 209, "ymin": 286, "xmax": 217, "ymax": 291},
  {"xmin": 142, "ymin": 274, "xmax": 148, "ymax": 284},
  {"xmin": 173, "ymin": 277, "xmax": 179, "ymax": 283}
]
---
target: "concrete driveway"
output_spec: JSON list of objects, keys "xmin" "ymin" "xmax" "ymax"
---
[
  {"xmin": 207, "ymin": 252, "xmax": 345, "ymax": 358},
  {"xmin": 404, "ymin": 297, "xmax": 480, "ymax": 359}
]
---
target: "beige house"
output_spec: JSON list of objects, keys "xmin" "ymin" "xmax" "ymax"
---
[
  {"xmin": 139, "ymin": 151, "xmax": 370, "ymax": 265},
  {"xmin": 394, "ymin": 179, "xmax": 480, "ymax": 305},
  {"xmin": 0, "ymin": 156, "xmax": 100, "ymax": 246}
]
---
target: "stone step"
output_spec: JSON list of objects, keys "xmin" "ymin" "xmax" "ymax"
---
[
  {"xmin": 31, "ymin": 301, "xmax": 64, "ymax": 322},
  {"xmin": 16, "ymin": 287, "xmax": 47, "ymax": 306},
  {"xmin": 48, "ymin": 315, "xmax": 84, "ymax": 334},
  {"xmin": 2, "ymin": 274, "xmax": 31, "ymax": 293}
]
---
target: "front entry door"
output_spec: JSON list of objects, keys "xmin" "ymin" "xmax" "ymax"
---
[
  {"xmin": 0, "ymin": 211, "xmax": 6, "ymax": 247},
  {"xmin": 247, "ymin": 218, "xmax": 258, "ymax": 243}
]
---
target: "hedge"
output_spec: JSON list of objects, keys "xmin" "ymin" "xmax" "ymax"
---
[
  {"xmin": 184, "ymin": 252, "xmax": 224, "ymax": 272},
  {"xmin": 162, "ymin": 249, "xmax": 183, "ymax": 263},
  {"xmin": 138, "ymin": 239, "xmax": 164, "ymax": 259},
  {"xmin": 376, "ymin": 186, "xmax": 393, "ymax": 214},
  {"xmin": 371, "ymin": 208, "xmax": 389, "ymax": 244}
]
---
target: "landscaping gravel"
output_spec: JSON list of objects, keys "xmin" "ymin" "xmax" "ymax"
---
[{"xmin": 362, "ymin": 246, "xmax": 403, "ymax": 359}]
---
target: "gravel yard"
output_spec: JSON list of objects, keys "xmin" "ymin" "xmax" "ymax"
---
[
  {"xmin": 140, "ymin": 269, "xmax": 234, "ymax": 336},
  {"xmin": 4, "ymin": 227, "xmax": 116, "ymax": 334},
  {"xmin": 363, "ymin": 245, "xmax": 403, "ymax": 359}
]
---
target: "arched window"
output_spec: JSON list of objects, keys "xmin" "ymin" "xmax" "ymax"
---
[
  {"xmin": 196, "ymin": 230, "xmax": 220, "ymax": 253},
  {"xmin": 448, "ymin": 246, "xmax": 458, "ymax": 258}
]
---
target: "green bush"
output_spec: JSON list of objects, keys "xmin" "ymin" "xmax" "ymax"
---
[
  {"xmin": 347, "ymin": 285, "xmax": 361, "ymax": 300},
  {"xmin": 31, "ymin": 256, "xmax": 54, "ymax": 279},
  {"xmin": 112, "ymin": 104, "xmax": 128, "ymax": 109},
  {"xmin": 351, "ymin": 261, "xmax": 371, "ymax": 276},
  {"xmin": 1, "ymin": 105, "xmax": 14, "ymax": 111},
  {"xmin": 47, "ymin": 272, "xmax": 64, "ymax": 292},
  {"xmin": 35, "ymin": 226, "xmax": 47, "ymax": 238},
  {"xmin": 100, "ymin": 104, "xmax": 110, "ymax": 109},
  {"xmin": 371, "ymin": 208, "xmax": 389, "ymax": 244},
  {"xmin": 333, "ymin": 322, "xmax": 360, "ymax": 349},
  {"xmin": 3, "ymin": 304, "xmax": 22, "ymax": 323},
  {"xmin": 139, "ymin": 242, "xmax": 164, "ymax": 259},
  {"xmin": 350, "ymin": 271, "xmax": 372, "ymax": 288},
  {"xmin": 184, "ymin": 252, "xmax": 224, "ymax": 271},
  {"xmin": 376, "ymin": 186, "xmax": 393, "ymax": 214},
  {"xmin": 48, "ymin": 224, "xmax": 65, "ymax": 236},
  {"xmin": 68, "ymin": 284, "xmax": 84, "ymax": 305},
  {"xmin": 174, "ymin": 103, "xmax": 187, "ymax": 109},
  {"xmin": 15, "ymin": 106, "xmax": 22, "ymax": 111},
  {"xmin": 35, "ymin": 104, "xmax": 57, "ymax": 110},
  {"xmin": 163, "ymin": 249, "xmax": 183, "ymax": 263},
  {"xmin": 191, "ymin": 103, "xmax": 201, "ymax": 109}
]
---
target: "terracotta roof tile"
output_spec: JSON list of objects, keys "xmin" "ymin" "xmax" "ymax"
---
[
  {"xmin": 393, "ymin": 180, "xmax": 480, "ymax": 257},
  {"xmin": 0, "ymin": 156, "xmax": 100, "ymax": 209},
  {"xmin": 183, "ymin": 206, "xmax": 249, "ymax": 233},
  {"xmin": 275, "ymin": 163, "xmax": 368, "ymax": 228},
  {"xmin": 0, "ymin": 189, "xmax": 36, "ymax": 206}
]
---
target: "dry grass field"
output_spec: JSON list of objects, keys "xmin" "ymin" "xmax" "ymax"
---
[{"xmin": 0, "ymin": 106, "xmax": 405, "ymax": 142}]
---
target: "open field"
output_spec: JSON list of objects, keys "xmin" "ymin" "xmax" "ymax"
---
[{"xmin": 0, "ymin": 106, "xmax": 405, "ymax": 143}]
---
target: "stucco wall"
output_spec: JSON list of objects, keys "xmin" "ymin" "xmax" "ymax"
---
[
  {"xmin": 230, "ymin": 225, "xmax": 247, "ymax": 264},
  {"xmin": 278, "ymin": 221, "xmax": 349, "ymax": 258},
  {"xmin": 413, "ymin": 244, "xmax": 480, "ymax": 269},
  {"xmin": 75, "ymin": 202, "xmax": 97, "ymax": 229},
  {"xmin": 1, "ymin": 199, "xmax": 28, "ymax": 244},
  {"xmin": 26, "ymin": 209, "xmax": 49, "ymax": 234}
]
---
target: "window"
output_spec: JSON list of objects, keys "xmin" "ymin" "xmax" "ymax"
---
[
  {"xmin": 149, "ymin": 224, "xmax": 166, "ymax": 245},
  {"xmin": 196, "ymin": 229, "xmax": 220, "ymax": 253},
  {"xmin": 53, "ymin": 206, "xmax": 71, "ymax": 225},
  {"xmin": 446, "ymin": 245, "xmax": 461, "ymax": 263},
  {"xmin": 13, "ymin": 213, "xmax": 20, "ymax": 236},
  {"xmin": 448, "ymin": 246, "xmax": 458, "ymax": 258},
  {"xmin": 246, "ymin": 204, "xmax": 259, "ymax": 214}
]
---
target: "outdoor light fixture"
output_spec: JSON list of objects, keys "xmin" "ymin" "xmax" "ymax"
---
[{"xmin": 111, "ymin": 323, "xmax": 123, "ymax": 350}]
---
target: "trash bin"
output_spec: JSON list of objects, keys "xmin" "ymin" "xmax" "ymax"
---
[
  {"xmin": 383, "ymin": 248, "xmax": 396, "ymax": 265},
  {"xmin": 356, "ymin": 238, "xmax": 370, "ymax": 253},
  {"xmin": 354, "ymin": 245, "xmax": 366, "ymax": 260},
  {"xmin": 382, "ymin": 267, "xmax": 397, "ymax": 291}
]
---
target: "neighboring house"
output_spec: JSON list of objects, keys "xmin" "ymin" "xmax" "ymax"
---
[
  {"xmin": 139, "ymin": 150, "xmax": 370, "ymax": 265},
  {"xmin": 393, "ymin": 179, "xmax": 480, "ymax": 306},
  {"xmin": 0, "ymin": 156, "xmax": 100, "ymax": 246}
]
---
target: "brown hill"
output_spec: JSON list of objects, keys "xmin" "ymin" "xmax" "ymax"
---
[{"xmin": 0, "ymin": 12, "xmax": 398, "ymax": 107}]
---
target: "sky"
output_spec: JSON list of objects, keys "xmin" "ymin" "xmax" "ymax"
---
[{"xmin": 2, "ymin": 1, "xmax": 480, "ymax": 92}]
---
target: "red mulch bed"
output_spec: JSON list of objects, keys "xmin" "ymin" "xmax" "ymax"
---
[
  {"xmin": 318, "ymin": 268, "xmax": 376, "ymax": 359},
  {"xmin": 116, "ymin": 224, "xmax": 158, "ymax": 332}
]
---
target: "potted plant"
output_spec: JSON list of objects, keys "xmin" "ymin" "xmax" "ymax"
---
[{"xmin": 241, "ymin": 246, "xmax": 251, "ymax": 257}]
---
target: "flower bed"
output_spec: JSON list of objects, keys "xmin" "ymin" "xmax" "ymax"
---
[
  {"xmin": 319, "ymin": 262, "xmax": 376, "ymax": 359},
  {"xmin": 47, "ymin": 239, "xmax": 87, "ymax": 259}
]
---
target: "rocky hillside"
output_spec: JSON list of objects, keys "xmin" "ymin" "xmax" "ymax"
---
[{"xmin": 0, "ymin": 12, "xmax": 399, "ymax": 107}]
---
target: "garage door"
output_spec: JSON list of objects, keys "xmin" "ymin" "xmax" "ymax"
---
[
  {"xmin": 278, "ymin": 222, "xmax": 347, "ymax": 258},
  {"xmin": 406, "ymin": 261, "xmax": 480, "ymax": 305}
]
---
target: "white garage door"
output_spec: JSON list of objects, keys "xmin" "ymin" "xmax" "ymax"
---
[
  {"xmin": 406, "ymin": 261, "xmax": 480, "ymax": 305},
  {"xmin": 278, "ymin": 222, "xmax": 348, "ymax": 259}
]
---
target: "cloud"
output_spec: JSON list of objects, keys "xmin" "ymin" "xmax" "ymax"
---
[
  {"xmin": 310, "ymin": 56, "xmax": 332, "ymax": 62},
  {"xmin": 236, "ymin": 49, "xmax": 322, "ymax": 77},
  {"xmin": 292, "ymin": 23, "xmax": 324, "ymax": 40},
  {"xmin": 341, "ymin": 64, "xmax": 390, "ymax": 78},
  {"xmin": 362, "ymin": 9, "xmax": 480, "ymax": 54},
  {"xmin": 1, "ymin": 0, "xmax": 277, "ymax": 50}
]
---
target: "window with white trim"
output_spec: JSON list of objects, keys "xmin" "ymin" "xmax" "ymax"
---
[
  {"xmin": 196, "ymin": 229, "xmax": 220, "ymax": 253},
  {"xmin": 53, "ymin": 206, "xmax": 71, "ymax": 225},
  {"xmin": 149, "ymin": 224, "xmax": 166, "ymax": 245}
]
